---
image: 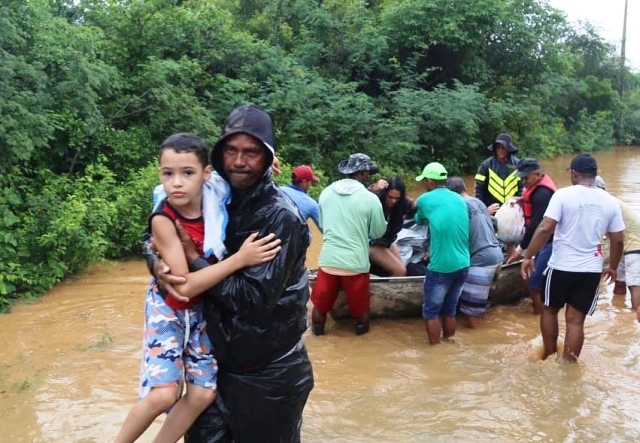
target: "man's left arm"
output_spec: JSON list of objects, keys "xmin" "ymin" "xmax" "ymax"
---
[
  {"xmin": 205, "ymin": 211, "xmax": 307, "ymax": 316},
  {"xmin": 309, "ymin": 201, "xmax": 322, "ymax": 233}
]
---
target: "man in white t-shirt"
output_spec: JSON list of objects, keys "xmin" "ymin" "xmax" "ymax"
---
[{"xmin": 521, "ymin": 153, "xmax": 625, "ymax": 362}]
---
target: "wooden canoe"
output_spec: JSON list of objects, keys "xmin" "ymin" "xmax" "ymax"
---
[{"xmin": 308, "ymin": 262, "xmax": 529, "ymax": 320}]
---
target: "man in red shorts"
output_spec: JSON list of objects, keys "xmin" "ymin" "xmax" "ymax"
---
[{"xmin": 311, "ymin": 153, "xmax": 387, "ymax": 336}]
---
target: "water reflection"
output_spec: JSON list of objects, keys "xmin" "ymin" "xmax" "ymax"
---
[{"xmin": 0, "ymin": 149, "xmax": 639, "ymax": 442}]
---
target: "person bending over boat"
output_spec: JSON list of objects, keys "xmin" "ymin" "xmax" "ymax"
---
[
  {"xmin": 446, "ymin": 176, "xmax": 503, "ymax": 329},
  {"xmin": 311, "ymin": 153, "xmax": 387, "ymax": 336},
  {"xmin": 368, "ymin": 177, "xmax": 417, "ymax": 276},
  {"xmin": 415, "ymin": 163, "xmax": 470, "ymax": 345}
]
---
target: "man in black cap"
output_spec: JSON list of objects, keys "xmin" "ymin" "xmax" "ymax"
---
[
  {"xmin": 474, "ymin": 133, "xmax": 522, "ymax": 214},
  {"xmin": 507, "ymin": 158, "xmax": 557, "ymax": 315},
  {"xmin": 311, "ymin": 153, "xmax": 387, "ymax": 336},
  {"xmin": 149, "ymin": 105, "xmax": 314, "ymax": 442},
  {"xmin": 521, "ymin": 153, "xmax": 624, "ymax": 362}
]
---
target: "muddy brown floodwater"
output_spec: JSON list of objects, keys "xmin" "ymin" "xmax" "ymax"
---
[{"xmin": 1, "ymin": 148, "xmax": 640, "ymax": 442}]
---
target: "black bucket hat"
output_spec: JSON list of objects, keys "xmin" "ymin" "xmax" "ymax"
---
[{"xmin": 487, "ymin": 133, "xmax": 518, "ymax": 153}]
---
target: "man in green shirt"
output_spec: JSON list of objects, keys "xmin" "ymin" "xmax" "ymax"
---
[
  {"xmin": 415, "ymin": 162, "xmax": 470, "ymax": 344},
  {"xmin": 311, "ymin": 153, "xmax": 387, "ymax": 336}
]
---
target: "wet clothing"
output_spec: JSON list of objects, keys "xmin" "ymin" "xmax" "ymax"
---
[
  {"xmin": 182, "ymin": 176, "xmax": 314, "ymax": 443},
  {"xmin": 414, "ymin": 188, "xmax": 470, "ymax": 273},
  {"xmin": 140, "ymin": 200, "xmax": 217, "ymax": 400},
  {"xmin": 615, "ymin": 198, "xmax": 640, "ymax": 286},
  {"xmin": 543, "ymin": 268, "xmax": 602, "ymax": 315},
  {"xmin": 545, "ymin": 185, "xmax": 624, "ymax": 273},
  {"xmin": 139, "ymin": 281, "xmax": 217, "ymax": 399},
  {"xmin": 617, "ymin": 254, "xmax": 640, "ymax": 286},
  {"xmin": 618, "ymin": 198, "xmax": 640, "ymax": 253},
  {"xmin": 458, "ymin": 264, "xmax": 502, "ymax": 317},
  {"xmin": 458, "ymin": 196, "xmax": 503, "ymax": 318},
  {"xmin": 318, "ymin": 178, "xmax": 387, "ymax": 273},
  {"xmin": 464, "ymin": 196, "xmax": 504, "ymax": 268},
  {"xmin": 310, "ymin": 269, "xmax": 370, "ymax": 318},
  {"xmin": 528, "ymin": 242, "xmax": 552, "ymax": 291},
  {"xmin": 475, "ymin": 155, "xmax": 522, "ymax": 207},
  {"xmin": 281, "ymin": 184, "xmax": 321, "ymax": 231},
  {"xmin": 422, "ymin": 268, "xmax": 469, "ymax": 319},
  {"xmin": 521, "ymin": 174, "xmax": 556, "ymax": 250},
  {"xmin": 149, "ymin": 199, "xmax": 214, "ymax": 310}
]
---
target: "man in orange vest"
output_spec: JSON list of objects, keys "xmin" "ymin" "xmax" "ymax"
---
[{"xmin": 508, "ymin": 158, "xmax": 556, "ymax": 314}]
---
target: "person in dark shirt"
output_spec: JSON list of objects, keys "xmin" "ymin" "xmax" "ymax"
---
[
  {"xmin": 508, "ymin": 158, "xmax": 556, "ymax": 314},
  {"xmin": 368, "ymin": 177, "xmax": 416, "ymax": 276}
]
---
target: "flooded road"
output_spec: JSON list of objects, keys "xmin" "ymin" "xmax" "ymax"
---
[{"xmin": 1, "ymin": 148, "xmax": 640, "ymax": 442}]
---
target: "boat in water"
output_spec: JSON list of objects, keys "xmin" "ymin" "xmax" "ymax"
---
[{"xmin": 308, "ymin": 261, "xmax": 528, "ymax": 320}]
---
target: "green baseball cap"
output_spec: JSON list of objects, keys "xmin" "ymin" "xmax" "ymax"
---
[{"xmin": 415, "ymin": 162, "xmax": 448, "ymax": 182}]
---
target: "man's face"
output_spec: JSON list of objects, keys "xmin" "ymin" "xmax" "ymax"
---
[
  {"xmin": 221, "ymin": 133, "xmax": 268, "ymax": 189},
  {"xmin": 522, "ymin": 170, "xmax": 541, "ymax": 188},
  {"xmin": 494, "ymin": 144, "xmax": 508, "ymax": 162}
]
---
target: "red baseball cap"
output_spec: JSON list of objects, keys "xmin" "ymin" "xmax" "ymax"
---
[{"xmin": 292, "ymin": 165, "xmax": 320, "ymax": 183}]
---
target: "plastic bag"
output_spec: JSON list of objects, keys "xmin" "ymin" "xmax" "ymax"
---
[{"xmin": 494, "ymin": 198, "xmax": 525, "ymax": 244}]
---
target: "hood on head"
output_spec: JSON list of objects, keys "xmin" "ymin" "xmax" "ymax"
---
[{"xmin": 211, "ymin": 105, "xmax": 276, "ymax": 181}]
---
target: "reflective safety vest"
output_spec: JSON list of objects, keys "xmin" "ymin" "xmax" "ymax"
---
[
  {"xmin": 522, "ymin": 174, "xmax": 556, "ymax": 226},
  {"xmin": 475, "ymin": 156, "xmax": 521, "ymax": 205}
]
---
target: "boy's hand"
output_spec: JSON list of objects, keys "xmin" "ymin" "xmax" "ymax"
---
[
  {"xmin": 153, "ymin": 259, "xmax": 188, "ymax": 302},
  {"xmin": 236, "ymin": 232, "xmax": 282, "ymax": 267}
]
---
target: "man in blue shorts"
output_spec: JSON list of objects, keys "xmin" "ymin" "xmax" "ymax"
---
[
  {"xmin": 521, "ymin": 154, "xmax": 624, "ymax": 362},
  {"xmin": 508, "ymin": 158, "xmax": 557, "ymax": 314},
  {"xmin": 415, "ymin": 163, "xmax": 470, "ymax": 344}
]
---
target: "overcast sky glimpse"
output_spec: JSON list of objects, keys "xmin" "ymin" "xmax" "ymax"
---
[{"xmin": 549, "ymin": 0, "xmax": 639, "ymax": 70}]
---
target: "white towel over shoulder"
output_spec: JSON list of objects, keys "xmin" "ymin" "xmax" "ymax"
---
[{"xmin": 152, "ymin": 172, "xmax": 230, "ymax": 261}]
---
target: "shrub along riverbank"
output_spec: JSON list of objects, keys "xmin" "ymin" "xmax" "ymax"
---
[{"xmin": 2, "ymin": 0, "xmax": 640, "ymax": 310}]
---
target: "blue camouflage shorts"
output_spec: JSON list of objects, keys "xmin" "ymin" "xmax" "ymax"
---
[{"xmin": 139, "ymin": 281, "xmax": 217, "ymax": 399}]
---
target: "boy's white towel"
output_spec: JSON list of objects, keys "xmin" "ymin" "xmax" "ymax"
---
[{"xmin": 152, "ymin": 172, "xmax": 230, "ymax": 261}]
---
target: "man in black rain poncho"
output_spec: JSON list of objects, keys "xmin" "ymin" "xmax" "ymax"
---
[
  {"xmin": 146, "ymin": 105, "xmax": 314, "ymax": 443},
  {"xmin": 474, "ymin": 133, "xmax": 522, "ymax": 215}
]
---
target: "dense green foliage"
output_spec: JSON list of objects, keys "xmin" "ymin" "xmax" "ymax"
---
[{"xmin": 1, "ymin": 0, "xmax": 639, "ymax": 310}]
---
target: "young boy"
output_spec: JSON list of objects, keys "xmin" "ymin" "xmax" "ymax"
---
[{"xmin": 115, "ymin": 133, "xmax": 281, "ymax": 443}]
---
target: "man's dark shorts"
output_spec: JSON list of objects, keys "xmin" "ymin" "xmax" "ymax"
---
[{"xmin": 542, "ymin": 268, "xmax": 602, "ymax": 315}]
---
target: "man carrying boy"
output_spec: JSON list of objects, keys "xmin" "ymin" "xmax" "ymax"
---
[
  {"xmin": 149, "ymin": 106, "xmax": 314, "ymax": 442},
  {"xmin": 117, "ymin": 133, "xmax": 281, "ymax": 443}
]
